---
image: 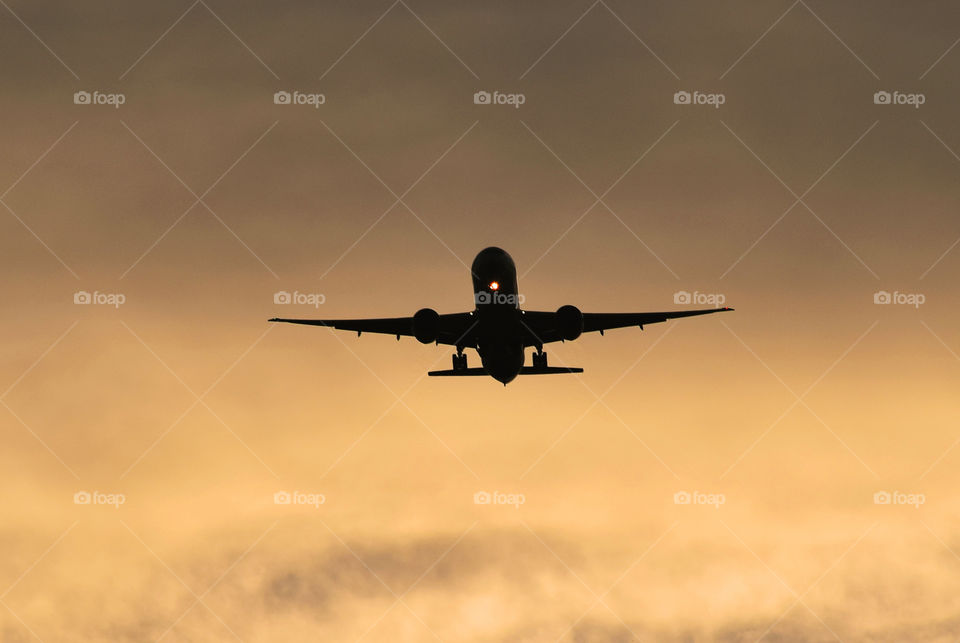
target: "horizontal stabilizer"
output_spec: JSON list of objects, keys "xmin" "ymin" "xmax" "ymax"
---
[
  {"xmin": 519, "ymin": 366, "xmax": 583, "ymax": 375},
  {"xmin": 428, "ymin": 367, "xmax": 489, "ymax": 377},
  {"xmin": 427, "ymin": 366, "xmax": 584, "ymax": 377}
]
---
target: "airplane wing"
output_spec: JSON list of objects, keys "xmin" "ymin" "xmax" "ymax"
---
[
  {"xmin": 268, "ymin": 312, "xmax": 478, "ymax": 347},
  {"xmin": 519, "ymin": 307, "xmax": 733, "ymax": 346}
]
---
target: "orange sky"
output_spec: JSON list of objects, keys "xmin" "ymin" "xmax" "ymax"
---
[{"xmin": 2, "ymin": 1, "xmax": 960, "ymax": 641}]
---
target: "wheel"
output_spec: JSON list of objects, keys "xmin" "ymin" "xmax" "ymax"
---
[{"xmin": 533, "ymin": 351, "xmax": 547, "ymax": 369}]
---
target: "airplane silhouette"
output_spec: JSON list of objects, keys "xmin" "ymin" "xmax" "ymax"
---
[{"xmin": 269, "ymin": 247, "xmax": 733, "ymax": 384}]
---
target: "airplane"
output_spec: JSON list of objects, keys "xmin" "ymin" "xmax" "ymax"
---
[{"xmin": 269, "ymin": 247, "xmax": 733, "ymax": 385}]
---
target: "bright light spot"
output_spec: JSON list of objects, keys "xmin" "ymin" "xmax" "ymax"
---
[{"xmin": 489, "ymin": 281, "xmax": 499, "ymax": 290}]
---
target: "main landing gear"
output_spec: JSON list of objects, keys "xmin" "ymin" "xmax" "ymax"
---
[
  {"xmin": 452, "ymin": 350, "xmax": 468, "ymax": 371},
  {"xmin": 532, "ymin": 350, "xmax": 548, "ymax": 369}
]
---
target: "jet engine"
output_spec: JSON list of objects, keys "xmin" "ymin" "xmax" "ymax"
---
[
  {"xmin": 412, "ymin": 308, "xmax": 440, "ymax": 344},
  {"xmin": 555, "ymin": 305, "xmax": 583, "ymax": 341}
]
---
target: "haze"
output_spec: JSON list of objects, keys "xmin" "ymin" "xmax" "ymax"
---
[{"xmin": 2, "ymin": 1, "xmax": 960, "ymax": 640}]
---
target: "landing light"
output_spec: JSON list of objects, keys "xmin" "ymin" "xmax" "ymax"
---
[{"xmin": 489, "ymin": 281, "xmax": 499, "ymax": 290}]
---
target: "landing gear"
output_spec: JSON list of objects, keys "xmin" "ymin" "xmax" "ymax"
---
[
  {"xmin": 532, "ymin": 351, "xmax": 548, "ymax": 369},
  {"xmin": 452, "ymin": 352, "xmax": 468, "ymax": 371}
]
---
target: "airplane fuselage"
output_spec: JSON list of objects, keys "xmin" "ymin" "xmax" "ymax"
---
[{"xmin": 470, "ymin": 247, "xmax": 526, "ymax": 384}]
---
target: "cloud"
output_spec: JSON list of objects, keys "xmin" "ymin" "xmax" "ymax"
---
[{"xmin": 6, "ymin": 521, "xmax": 955, "ymax": 641}]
